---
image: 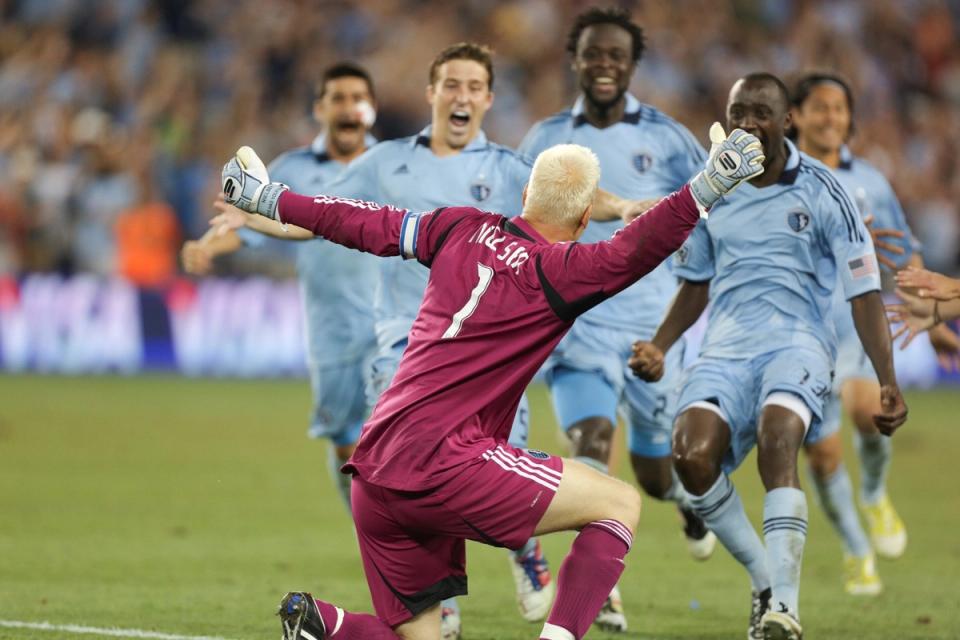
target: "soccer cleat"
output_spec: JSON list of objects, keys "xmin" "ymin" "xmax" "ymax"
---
[
  {"xmin": 509, "ymin": 540, "xmax": 555, "ymax": 621},
  {"xmin": 278, "ymin": 592, "xmax": 327, "ymax": 640},
  {"xmin": 761, "ymin": 603, "xmax": 803, "ymax": 640},
  {"xmin": 844, "ymin": 552, "xmax": 883, "ymax": 596},
  {"xmin": 440, "ymin": 604, "xmax": 461, "ymax": 640},
  {"xmin": 593, "ymin": 584, "xmax": 628, "ymax": 633},
  {"xmin": 747, "ymin": 588, "xmax": 772, "ymax": 640},
  {"xmin": 861, "ymin": 493, "xmax": 907, "ymax": 559},
  {"xmin": 680, "ymin": 506, "xmax": 717, "ymax": 561}
]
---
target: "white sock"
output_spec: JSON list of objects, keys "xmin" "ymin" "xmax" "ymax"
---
[{"xmin": 763, "ymin": 487, "xmax": 807, "ymax": 616}]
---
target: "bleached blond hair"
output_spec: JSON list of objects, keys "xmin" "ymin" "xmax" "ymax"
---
[{"xmin": 525, "ymin": 144, "xmax": 600, "ymax": 224}]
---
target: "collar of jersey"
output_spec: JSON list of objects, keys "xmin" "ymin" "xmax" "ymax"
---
[
  {"xmin": 413, "ymin": 125, "xmax": 489, "ymax": 152},
  {"xmin": 778, "ymin": 138, "xmax": 801, "ymax": 185},
  {"xmin": 503, "ymin": 216, "xmax": 548, "ymax": 244},
  {"xmin": 838, "ymin": 144, "xmax": 853, "ymax": 171},
  {"xmin": 310, "ymin": 132, "xmax": 377, "ymax": 163},
  {"xmin": 571, "ymin": 93, "xmax": 642, "ymax": 127}
]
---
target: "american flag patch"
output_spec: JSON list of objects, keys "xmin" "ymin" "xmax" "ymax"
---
[{"xmin": 848, "ymin": 254, "xmax": 878, "ymax": 279}]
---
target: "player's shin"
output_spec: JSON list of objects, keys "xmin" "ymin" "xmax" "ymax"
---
[
  {"xmin": 808, "ymin": 462, "xmax": 871, "ymax": 559},
  {"xmin": 540, "ymin": 521, "xmax": 633, "ymax": 640},
  {"xmin": 762, "ymin": 488, "xmax": 807, "ymax": 618},
  {"xmin": 689, "ymin": 473, "xmax": 770, "ymax": 591}
]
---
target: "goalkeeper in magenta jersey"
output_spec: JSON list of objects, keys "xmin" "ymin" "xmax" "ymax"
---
[{"xmin": 214, "ymin": 130, "xmax": 763, "ymax": 640}]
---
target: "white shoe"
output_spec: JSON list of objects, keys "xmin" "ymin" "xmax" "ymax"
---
[
  {"xmin": 761, "ymin": 604, "xmax": 803, "ymax": 640},
  {"xmin": 593, "ymin": 584, "xmax": 628, "ymax": 633},
  {"xmin": 509, "ymin": 540, "xmax": 555, "ymax": 622},
  {"xmin": 440, "ymin": 604, "xmax": 461, "ymax": 640},
  {"xmin": 681, "ymin": 506, "xmax": 717, "ymax": 561}
]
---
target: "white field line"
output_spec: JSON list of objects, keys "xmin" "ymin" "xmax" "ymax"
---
[{"xmin": 0, "ymin": 620, "xmax": 237, "ymax": 640}]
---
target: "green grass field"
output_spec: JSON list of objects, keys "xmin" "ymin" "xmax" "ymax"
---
[{"xmin": 0, "ymin": 375, "xmax": 958, "ymax": 639}]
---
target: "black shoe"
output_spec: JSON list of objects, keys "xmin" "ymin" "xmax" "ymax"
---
[
  {"xmin": 278, "ymin": 592, "xmax": 326, "ymax": 640},
  {"xmin": 680, "ymin": 506, "xmax": 717, "ymax": 561},
  {"xmin": 748, "ymin": 588, "xmax": 772, "ymax": 640}
]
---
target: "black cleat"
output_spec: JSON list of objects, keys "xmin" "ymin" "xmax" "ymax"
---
[
  {"xmin": 680, "ymin": 506, "xmax": 717, "ymax": 561},
  {"xmin": 278, "ymin": 592, "xmax": 326, "ymax": 640},
  {"xmin": 748, "ymin": 588, "xmax": 772, "ymax": 640}
]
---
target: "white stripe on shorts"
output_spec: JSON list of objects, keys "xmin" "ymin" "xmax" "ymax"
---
[
  {"xmin": 482, "ymin": 449, "xmax": 560, "ymax": 492},
  {"xmin": 763, "ymin": 391, "xmax": 813, "ymax": 434},
  {"xmin": 490, "ymin": 446, "xmax": 562, "ymax": 486}
]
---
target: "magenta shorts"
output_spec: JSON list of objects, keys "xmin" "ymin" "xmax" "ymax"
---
[{"xmin": 350, "ymin": 440, "xmax": 563, "ymax": 626}]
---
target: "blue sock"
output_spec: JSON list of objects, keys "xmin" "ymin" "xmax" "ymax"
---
[
  {"xmin": 327, "ymin": 444, "xmax": 353, "ymax": 514},
  {"xmin": 810, "ymin": 464, "xmax": 871, "ymax": 557},
  {"xmin": 690, "ymin": 474, "xmax": 769, "ymax": 591},
  {"xmin": 763, "ymin": 488, "xmax": 807, "ymax": 616},
  {"xmin": 854, "ymin": 431, "xmax": 892, "ymax": 505}
]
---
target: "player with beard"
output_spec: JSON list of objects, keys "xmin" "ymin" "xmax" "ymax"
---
[
  {"xmin": 181, "ymin": 62, "xmax": 379, "ymax": 512},
  {"xmin": 519, "ymin": 8, "xmax": 714, "ymax": 632},
  {"xmin": 630, "ymin": 73, "xmax": 908, "ymax": 640}
]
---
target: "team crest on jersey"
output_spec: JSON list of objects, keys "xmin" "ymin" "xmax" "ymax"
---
[
  {"xmin": 633, "ymin": 152, "xmax": 653, "ymax": 174},
  {"xmin": 471, "ymin": 182, "xmax": 491, "ymax": 202},
  {"xmin": 788, "ymin": 210, "xmax": 811, "ymax": 232},
  {"xmin": 525, "ymin": 449, "xmax": 550, "ymax": 460}
]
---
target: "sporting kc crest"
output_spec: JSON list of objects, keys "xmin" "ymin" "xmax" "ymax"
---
[
  {"xmin": 788, "ymin": 210, "xmax": 811, "ymax": 232},
  {"xmin": 633, "ymin": 152, "xmax": 653, "ymax": 174},
  {"xmin": 471, "ymin": 182, "xmax": 491, "ymax": 202}
]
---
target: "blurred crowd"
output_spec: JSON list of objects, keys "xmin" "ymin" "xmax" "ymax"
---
[{"xmin": 1, "ymin": 0, "xmax": 959, "ymax": 286}]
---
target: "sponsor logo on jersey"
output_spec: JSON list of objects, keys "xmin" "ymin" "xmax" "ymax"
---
[
  {"xmin": 788, "ymin": 210, "xmax": 811, "ymax": 232},
  {"xmin": 471, "ymin": 183, "xmax": 491, "ymax": 202},
  {"xmin": 633, "ymin": 152, "xmax": 653, "ymax": 174},
  {"xmin": 525, "ymin": 449, "xmax": 550, "ymax": 460}
]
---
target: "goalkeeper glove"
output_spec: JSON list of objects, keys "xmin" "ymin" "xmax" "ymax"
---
[
  {"xmin": 221, "ymin": 146, "xmax": 288, "ymax": 219},
  {"xmin": 689, "ymin": 123, "xmax": 765, "ymax": 212}
]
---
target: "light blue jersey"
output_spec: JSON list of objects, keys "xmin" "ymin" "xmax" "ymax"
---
[
  {"xmin": 325, "ymin": 126, "xmax": 532, "ymax": 350},
  {"xmin": 241, "ymin": 133, "xmax": 380, "ymax": 366},
  {"xmin": 519, "ymin": 94, "xmax": 706, "ymax": 335},
  {"xmin": 674, "ymin": 140, "xmax": 881, "ymax": 362},
  {"xmin": 830, "ymin": 145, "xmax": 917, "ymax": 381},
  {"xmin": 238, "ymin": 133, "xmax": 379, "ymax": 444},
  {"xmin": 675, "ymin": 140, "xmax": 881, "ymax": 470}
]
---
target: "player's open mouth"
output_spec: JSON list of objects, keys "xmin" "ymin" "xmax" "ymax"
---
[
  {"xmin": 592, "ymin": 77, "xmax": 617, "ymax": 90},
  {"xmin": 450, "ymin": 111, "xmax": 471, "ymax": 128},
  {"xmin": 337, "ymin": 120, "xmax": 362, "ymax": 132}
]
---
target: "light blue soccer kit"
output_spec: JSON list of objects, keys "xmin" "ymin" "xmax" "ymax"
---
[
  {"xmin": 239, "ymin": 134, "xmax": 379, "ymax": 446},
  {"xmin": 812, "ymin": 145, "xmax": 917, "ymax": 443},
  {"xmin": 324, "ymin": 126, "xmax": 534, "ymax": 444},
  {"xmin": 519, "ymin": 94, "xmax": 706, "ymax": 457},
  {"xmin": 673, "ymin": 141, "xmax": 881, "ymax": 472}
]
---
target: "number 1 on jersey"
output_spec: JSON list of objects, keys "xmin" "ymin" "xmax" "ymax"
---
[{"xmin": 443, "ymin": 263, "xmax": 494, "ymax": 339}]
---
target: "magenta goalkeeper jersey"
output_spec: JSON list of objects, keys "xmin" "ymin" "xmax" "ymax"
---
[{"xmin": 277, "ymin": 187, "xmax": 700, "ymax": 490}]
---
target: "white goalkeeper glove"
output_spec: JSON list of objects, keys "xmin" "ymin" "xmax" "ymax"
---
[
  {"xmin": 689, "ymin": 123, "xmax": 765, "ymax": 213},
  {"xmin": 221, "ymin": 146, "xmax": 288, "ymax": 219}
]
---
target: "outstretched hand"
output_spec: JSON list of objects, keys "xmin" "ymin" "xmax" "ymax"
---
[
  {"xmin": 209, "ymin": 195, "xmax": 257, "ymax": 235},
  {"xmin": 895, "ymin": 266, "xmax": 960, "ymax": 301},
  {"xmin": 886, "ymin": 287, "xmax": 937, "ymax": 347},
  {"xmin": 862, "ymin": 214, "xmax": 905, "ymax": 271}
]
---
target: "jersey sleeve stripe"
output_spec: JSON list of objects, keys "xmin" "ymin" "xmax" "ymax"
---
[
  {"xmin": 811, "ymin": 165, "xmax": 863, "ymax": 242},
  {"xmin": 801, "ymin": 165, "xmax": 862, "ymax": 242},
  {"xmin": 400, "ymin": 211, "xmax": 420, "ymax": 259}
]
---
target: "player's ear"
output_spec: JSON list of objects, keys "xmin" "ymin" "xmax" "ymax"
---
[
  {"xmin": 425, "ymin": 83, "xmax": 436, "ymax": 106},
  {"xmin": 521, "ymin": 183, "xmax": 528, "ymax": 207},
  {"xmin": 312, "ymin": 98, "xmax": 324, "ymax": 125},
  {"xmin": 576, "ymin": 204, "xmax": 592, "ymax": 238}
]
